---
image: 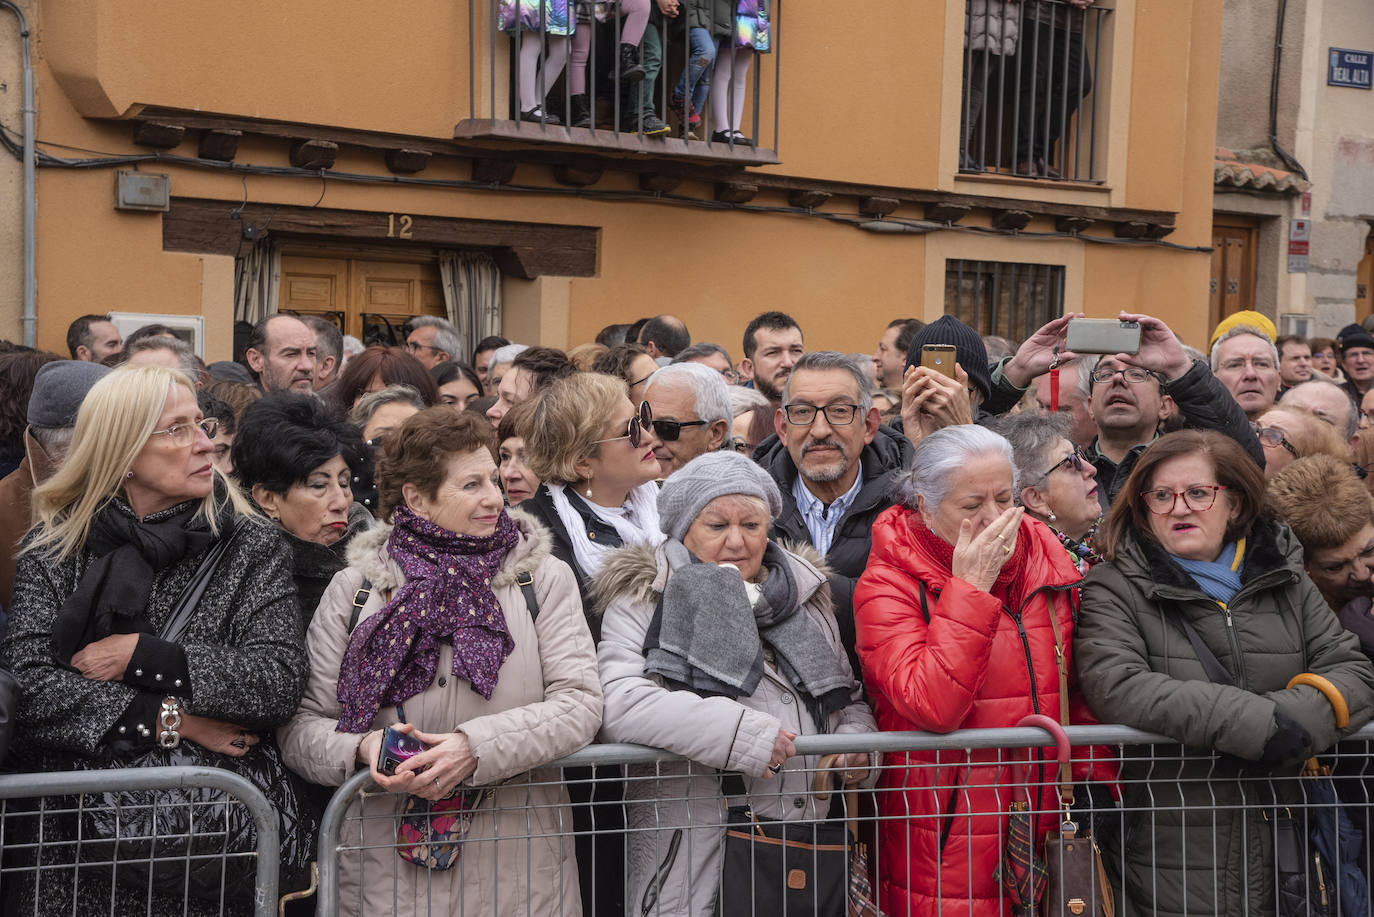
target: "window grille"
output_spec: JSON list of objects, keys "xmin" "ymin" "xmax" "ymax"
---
[{"xmin": 944, "ymin": 259, "xmax": 1064, "ymax": 341}]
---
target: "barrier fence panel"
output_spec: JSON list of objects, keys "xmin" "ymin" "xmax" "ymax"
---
[
  {"xmin": 0, "ymin": 765, "xmax": 281, "ymax": 917},
  {"xmin": 314, "ymin": 723, "xmax": 1374, "ymax": 917}
]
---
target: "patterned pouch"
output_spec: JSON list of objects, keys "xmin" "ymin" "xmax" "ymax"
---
[{"xmin": 395, "ymin": 788, "xmax": 484, "ymax": 870}]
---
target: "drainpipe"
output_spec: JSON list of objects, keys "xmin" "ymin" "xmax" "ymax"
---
[
  {"xmin": 1268, "ymin": 0, "xmax": 1308, "ymax": 180},
  {"xmin": 1, "ymin": 1, "xmax": 34, "ymax": 347}
]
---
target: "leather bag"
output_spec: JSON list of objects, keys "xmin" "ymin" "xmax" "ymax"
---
[{"xmin": 813, "ymin": 754, "xmax": 888, "ymax": 917}]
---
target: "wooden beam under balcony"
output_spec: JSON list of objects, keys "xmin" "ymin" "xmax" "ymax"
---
[
  {"xmin": 715, "ymin": 182, "xmax": 758, "ymax": 204},
  {"xmin": 1055, "ymin": 215, "xmax": 1095, "ymax": 234},
  {"xmin": 385, "ymin": 148, "xmax": 432, "ymax": 174},
  {"xmin": 472, "ymin": 158, "xmax": 517, "ymax": 185},
  {"xmin": 861, "ymin": 196, "xmax": 901, "ymax": 217},
  {"xmin": 197, "ymin": 129, "xmax": 241, "ymax": 162},
  {"xmin": 133, "ymin": 121, "xmax": 185, "ymax": 150},
  {"xmin": 788, "ymin": 190, "xmax": 831, "ymax": 210},
  {"xmin": 553, "ymin": 164, "xmax": 604, "ymax": 187},
  {"xmin": 639, "ymin": 173, "xmax": 681, "ymax": 193},
  {"xmin": 1116, "ymin": 220, "xmax": 1176, "ymax": 240},
  {"xmin": 452, "ymin": 119, "xmax": 780, "ymax": 167},
  {"xmin": 991, "ymin": 210, "xmax": 1033, "ymax": 231},
  {"xmin": 289, "ymin": 139, "xmax": 338, "ymax": 170},
  {"xmin": 924, "ymin": 202, "xmax": 971, "ymax": 224}
]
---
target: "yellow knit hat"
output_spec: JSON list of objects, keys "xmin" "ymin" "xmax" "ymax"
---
[{"xmin": 1209, "ymin": 311, "xmax": 1277, "ymax": 349}]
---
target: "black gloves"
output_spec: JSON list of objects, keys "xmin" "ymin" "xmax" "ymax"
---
[{"xmin": 1258, "ymin": 708, "xmax": 1313, "ymax": 768}]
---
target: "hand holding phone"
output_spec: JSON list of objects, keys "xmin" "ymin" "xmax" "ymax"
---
[
  {"xmin": 1064, "ymin": 319, "xmax": 1141, "ymax": 355},
  {"xmin": 920, "ymin": 344, "xmax": 958, "ymax": 378},
  {"xmin": 377, "ymin": 725, "xmax": 429, "ymax": 777}
]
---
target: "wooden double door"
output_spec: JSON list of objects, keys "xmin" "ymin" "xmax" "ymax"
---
[{"xmin": 278, "ymin": 252, "xmax": 445, "ymax": 345}]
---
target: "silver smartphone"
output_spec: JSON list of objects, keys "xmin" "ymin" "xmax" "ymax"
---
[{"xmin": 1065, "ymin": 319, "xmax": 1141, "ymax": 355}]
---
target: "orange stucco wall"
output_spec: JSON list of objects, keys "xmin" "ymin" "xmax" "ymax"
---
[{"xmin": 8, "ymin": 0, "xmax": 1225, "ymax": 359}]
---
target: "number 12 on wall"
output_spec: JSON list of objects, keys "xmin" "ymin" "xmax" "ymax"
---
[{"xmin": 387, "ymin": 214, "xmax": 414, "ymax": 239}]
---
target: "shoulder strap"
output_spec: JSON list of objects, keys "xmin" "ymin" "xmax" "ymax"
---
[
  {"xmin": 348, "ymin": 578, "xmax": 373, "ymax": 633},
  {"xmin": 918, "ymin": 580, "xmax": 931, "ymax": 623},
  {"xmin": 1044, "ymin": 591, "xmax": 1074, "ymax": 806},
  {"xmin": 1168, "ymin": 602, "xmax": 1236, "ymax": 687},
  {"xmin": 158, "ymin": 520, "xmax": 241, "ymax": 644},
  {"xmin": 516, "ymin": 570, "xmax": 540, "ymax": 622}
]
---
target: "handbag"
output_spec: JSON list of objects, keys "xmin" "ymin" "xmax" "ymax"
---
[
  {"xmin": 812, "ymin": 754, "xmax": 888, "ymax": 917},
  {"xmin": 395, "ymin": 787, "xmax": 489, "ymax": 870},
  {"xmin": 77, "ymin": 521, "xmax": 319, "ymax": 901},
  {"xmin": 997, "ymin": 594, "xmax": 1114, "ymax": 917},
  {"xmin": 719, "ymin": 767, "xmax": 849, "ymax": 917}
]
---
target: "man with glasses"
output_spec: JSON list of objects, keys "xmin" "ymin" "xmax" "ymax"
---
[
  {"xmin": 991, "ymin": 312, "xmax": 1262, "ymax": 508},
  {"xmin": 671, "ymin": 341, "xmax": 740, "ymax": 384},
  {"xmin": 404, "ymin": 316, "xmax": 463, "ymax": 370},
  {"xmin": 643, "ymin": 363, "xmax": 731, "ymax": 476},
  {"xmin": 1211, "ymin": 325, "xmax": 1281, "ymax": 420},
  {"xmin": 754, "ymin": 351, "xmax": 913, "ymax": 670}
]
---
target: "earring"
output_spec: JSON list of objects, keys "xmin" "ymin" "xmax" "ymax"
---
[
  {"xmin": 1048, "ymin": 511, "xmax": 1057, "ymax": 523},
  {"xmin": 585, "ymin": 473, "xmax": 594, "ymax": 498},
  {"xmin": 124, "ymin": 471, "xmax": 134, "ymax": 481}
]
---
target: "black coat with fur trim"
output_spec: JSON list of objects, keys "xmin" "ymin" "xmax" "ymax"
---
[{"xmin": 1076, "ymin": 518, "xmax": 1374, "ymax": 917}]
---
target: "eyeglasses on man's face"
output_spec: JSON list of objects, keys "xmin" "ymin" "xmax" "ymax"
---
[
  {"xmin": 1140, "ymin": 484, "xmax": 1227, "ymax": 515},
  {"xmin": 1091, "ymin": 366, "xmax": 1156, "ymax": 386},
  {"xmin": 150, "ymin": 418, "xmax": 218, "ymax": 448},
  {"xmin": 405, "ymin": 340, "xmax": 443, "ymax": 356},
  {"xmin": 592, "ymin": 401, "xmax": 653, "ymax": 449},
  {"xmin": 1250, "ymin": 422, "xmax": 1297, "ymax": 458},
  {"xmin": 652, "ymin": 418, "xmax": 709, "ymax": 442},
  {"xmin": 783, "ymin": 402, "xmax": 860, "ymax": 426},
  {"xmin": 1218, "ymin": 357, "xmax": 1277, "ymax": 374}
]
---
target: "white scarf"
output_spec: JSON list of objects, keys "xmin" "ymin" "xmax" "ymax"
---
[{"xmin": 547, "ymin": 481, "xmax": 666, "ymax": 579}]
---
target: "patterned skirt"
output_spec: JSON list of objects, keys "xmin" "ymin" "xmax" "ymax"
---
[
  {"xmin": 500, "ymin": 0, "xmax": 575, "ymax": 36},
  {"xmin": 735, "ymin": 0, "xmax": 770, "ymax": 51}
]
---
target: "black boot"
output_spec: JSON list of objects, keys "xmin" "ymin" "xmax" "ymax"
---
[
  {"xmin": 569, "ymin": 93, "xmax": 592, "ymax": 129},
  {"xmin": 618, "ymin": 42, "xmax": 646, "ymax": 83}
]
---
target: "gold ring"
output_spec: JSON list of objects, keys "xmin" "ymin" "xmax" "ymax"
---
[{"xmin": 1003, "ymin": 545, "xmax": 1013, "ymax": 554}]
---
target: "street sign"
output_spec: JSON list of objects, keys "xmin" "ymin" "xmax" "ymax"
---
[
  {"xmin": 1288, "ymin": 219, "xmax": 1310, "ymax": 273},
  {"xmin": 1329, "ymin": 48, "xmax": 1372, "ymax": 89}
]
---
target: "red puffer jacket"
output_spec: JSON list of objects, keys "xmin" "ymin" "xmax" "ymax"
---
[{"xmin": 855, "ymin": 505, "xmax": 1102, "ymax": 917}]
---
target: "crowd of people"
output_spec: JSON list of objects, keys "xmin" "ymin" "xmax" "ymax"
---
[{"xmin": 1, "ymin": 303, "xmax": 1374, "ymax": 916}]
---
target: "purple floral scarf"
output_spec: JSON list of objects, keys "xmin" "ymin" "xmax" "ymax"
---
[{"xmin": 335, "ymin": 506, "xmax": 519, "ymax": 733}]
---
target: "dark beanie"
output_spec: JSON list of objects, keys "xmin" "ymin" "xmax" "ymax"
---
[
  {"xmin": 1337, "ymin": 323, "xmax": 1374, "ymax": 355},
  {"xmin": 904, "ymin": 315, "xmax": 993, "ymax": 401},
  {"xmin": 27, "ymin": 360, "xmax": 111, "ymax": 428}
]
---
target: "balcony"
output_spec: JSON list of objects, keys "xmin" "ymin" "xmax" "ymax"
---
[
  {"xmin": 451, "ymin": 0, "xmax": 781, "ymax": 165},
  {"xmin": 958, "ymin": 0, "xmax": 1113, "ymax": 183}
]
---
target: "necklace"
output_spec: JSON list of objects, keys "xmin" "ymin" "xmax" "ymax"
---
[{"xmin": 1050, "ymin": 518, "xmax": 1104, "ymax": 567}]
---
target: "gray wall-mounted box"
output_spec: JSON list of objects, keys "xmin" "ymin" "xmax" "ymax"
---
[{"xmin": 115, "ymin": 171, "xmax": 170, "ymax": 212}]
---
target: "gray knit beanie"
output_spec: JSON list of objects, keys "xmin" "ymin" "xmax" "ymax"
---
[
  {"xmin": 657, "ymin": 451, "xmax": 784, "ymax": 541},
  {"xmin": 27, "ymin": 360, "xmax": 111, "ymax": 428}
]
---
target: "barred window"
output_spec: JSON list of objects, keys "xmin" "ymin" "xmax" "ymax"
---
[{"xmin": 944, "ymin": 259, "xmax": 1064, "ymax": 341}]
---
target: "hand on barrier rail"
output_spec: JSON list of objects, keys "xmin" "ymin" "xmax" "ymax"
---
[
  {"xmin": 765, "ymin": 729, "xmax": 796, "ymax": 778},
  {"xmin": 1257, "ymin": 708, "xmax": 1313, "ymax": 768},
  {"xmin": 71, "ymin": 632, "xmax": 139, "ymax": 680}
]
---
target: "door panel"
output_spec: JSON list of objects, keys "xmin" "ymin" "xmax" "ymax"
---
[
  {"xmin": 1209, "ymin": 219, "xmax": 1258, "ymax": 330},
  {"xmin": 278, "ymin": 254, "xmax": 444, "ymax": 342}
]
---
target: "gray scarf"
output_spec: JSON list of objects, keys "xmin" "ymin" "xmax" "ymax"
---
[{"xmin": 643, "ymin": 541, "xmax": 852, "ymax": 721}]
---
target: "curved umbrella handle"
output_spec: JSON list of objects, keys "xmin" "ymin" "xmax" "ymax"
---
[
  {"xmin": 1016, "ymin": 714, "xmax": 1071, "ymax": 767},
  {"xmin": 1287, "ymin": 673, "xmax": 1349, "ymax": 728}
]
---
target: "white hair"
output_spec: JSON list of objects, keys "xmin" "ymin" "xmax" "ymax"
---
[
  {"xmin": 726, "ymin": 384, "xmax": 770, "ymax": 417},
  {"xmin": 341, "ymin": 334, "xmax": 365, "ymax": 357},
  {"xmin": 409, "ymin": 316, "xmax": 464, "ymax": 361},
  {"xmin": 1209, "ymin": 326, "xmax": 1279, "ymax": 372},
  {"xmin": 897, "ymin": 424, "xmax": 1018, "ymax": 511},
  {"xmin": 644, "ymin": 362, "xmax": 731, "ymax": 425},
  {"xmin": 489, "ymin": 344, "xmax": 528, "ymax": 368}
]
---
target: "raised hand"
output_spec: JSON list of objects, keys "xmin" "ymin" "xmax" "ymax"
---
[
  {"xmin": 951, "ymin": 506, "xmax": 1024, "ymax": 592},
  {"xmin": 1003, "ymin": 313, "xmax": 1085, "ymax": 388}
]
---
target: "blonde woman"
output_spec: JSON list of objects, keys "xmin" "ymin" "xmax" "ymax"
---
[{"xmin": 0, "ymin": 364, "xmax": 309, "ymax": 916}]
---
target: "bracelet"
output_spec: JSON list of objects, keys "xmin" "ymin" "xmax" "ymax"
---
[{"xmin": 158, "ymin": 696, "xmax": 183, "ymax": 749}]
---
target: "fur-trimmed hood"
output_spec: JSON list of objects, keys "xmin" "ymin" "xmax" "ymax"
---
[
  {"xmin": 591, "ymin": 538, "xmax": 833, "ymax": 618},
  {"xmin": 343, "ymin": 507, "xmax": 554, "ymax": 593}
]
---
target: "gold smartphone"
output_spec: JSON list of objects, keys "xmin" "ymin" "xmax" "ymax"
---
[{"xmin": 920, "ymin": 344, "xmax": 957, "ymax": 378}]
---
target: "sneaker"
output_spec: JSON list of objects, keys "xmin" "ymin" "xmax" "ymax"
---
[
  {"xmin": 711, "ymin": 129, "xmax": 752, "ymax": 146},
  {"xmin": 625, "ymin": 110, "xmax": 671, "ymax": 137},
  {"xmin": 520, "ymin": 106, "xmax": 561, "ymax": 125}
]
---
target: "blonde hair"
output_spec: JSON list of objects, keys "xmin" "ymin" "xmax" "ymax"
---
[
  {"xmin": 27, "ymin": 364, "xmax": 254, "ymax": 562},
  {"xmin": 524, "ymin": 372, "xmax": 630, "ymax": 484}
]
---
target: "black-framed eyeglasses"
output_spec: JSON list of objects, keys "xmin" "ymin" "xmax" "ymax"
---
[
  {"xmin": 719, "ymin": 368, "xmax": 740, "ymax": 384},
  {"xmin": 1090, "ymin": 366, "xmax": 1157, "ymax": 386},
  {"xmin": 783, "ymin": 402, "xmax": 861, "ymax": 426},
  {"xmin": 1250, "ymin": 422, "xmax": 1297, "ymax": 458},
  {"xmin": 1140, "ymin": 484, "xmax": 1228, "ymax": 515},
  {"xmin": 150, "ymin": 418, "xmax": 218, "ymax": 448},
  {"xmin": 405, "ymin": 341, "xmax": 443, "ymax": 355},
  {"xmin": 652, "ymin": 418, "xmax": 709, "ymax": 442},
  {"xmin": 592, "ymin": 401, "xmax": 653, "ymax": 449},
  {"xmin": 1036, "ymin": 447, "xmax": 1090, "ymax": 483},
  {"xmin": 631, "ymin": 371, "xmax": 656, "ymax": 389}
]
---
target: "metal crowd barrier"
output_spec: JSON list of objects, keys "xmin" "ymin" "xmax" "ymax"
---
[
  {"xmin": 0, "ymin": 765, "xmax": 281, "ymax": 917},
  {"xmin": 313, "ymin": 723, "xmax": 1374, "ymax": 916}
]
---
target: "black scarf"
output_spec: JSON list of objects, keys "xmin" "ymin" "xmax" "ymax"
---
[
  {"xmin": 50, "ymin": 499, "xmax": 222, "ymax": 664},
  {"xmin": 643, "ymin": 541, "xmax": 853, "ymax": 724}
]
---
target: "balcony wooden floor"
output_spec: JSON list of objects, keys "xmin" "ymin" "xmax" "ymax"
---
[{"xmin": 454, "ymin": 119, "xmax": 780, "ymax": 166}]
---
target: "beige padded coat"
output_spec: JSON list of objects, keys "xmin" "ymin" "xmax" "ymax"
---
[
  {"xmin": 593, "ymin": 540, "xmax": 878, "ymax": 917},
  {"xmin": 278, "ymin": 509, "xmax": 603, "ymax": 917}
]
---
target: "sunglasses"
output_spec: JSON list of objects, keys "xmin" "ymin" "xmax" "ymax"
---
[
  {"xmin": 651, "ymin": 419, "xmax": 709, "ymax": 442},
  {"xmin": 1036, "ymin": 447, "xmax": 1090, "ymax": 482},
  {"xmin": 592, "ymin": 401, "xmax": 654, "ymax": 449}
]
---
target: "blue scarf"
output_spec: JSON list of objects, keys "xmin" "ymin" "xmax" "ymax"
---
[{"xmin": 1174, "ymin": 538, "xmax": 1245, "ymax": 605}]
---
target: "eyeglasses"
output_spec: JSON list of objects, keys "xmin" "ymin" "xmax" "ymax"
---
[
  {"xmin": 405, "ymin": 341, "xmax": 442, "ymax": 355},
  {"xmin": 1140, "ymin": 484, "xmax": 1228, "ymax": 515},
  {"xmin": 783, "ymin": 402, "xmax": 861, "ymax": 426},
  {"xmin": 1090, "ymin": 366, "xmax": 1157, "ymax": 385},
  {"xmin": 1250, "ymin": 422, "xmax": 1297, "ymax": 458},
  {"xmin": 652, "ymin": 418, "xmax": 709, "ymax": 442},
  {"xmin": 592, "ymin": 401, "xmax": 653, "ymax": 449},
  {"xmin": 1036, "ymin": 447, "xmax": 1090, "ymax": 482},
  {"xmin": 150, "ymin": 418, "xmax": 218, "ymax": 448},
  {"xmin": 719, "ymin": 368, "xmax": 740, "ymax": 384},
  {"xmin": 1218, "ymin": 357, "xmax": 1277, "ymax": 373}
]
